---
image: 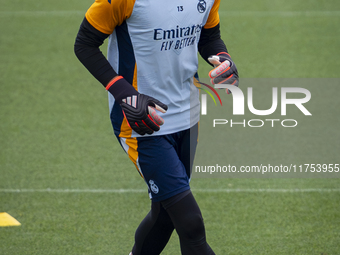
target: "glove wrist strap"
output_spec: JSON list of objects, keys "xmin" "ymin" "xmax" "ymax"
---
[
  {"xmin": 106, "ymin": 76, "xmax": 139, "ymax": 104},
  {"xmin": 217, "ymin": 52, "xmax": 231, "ymax": 59}
]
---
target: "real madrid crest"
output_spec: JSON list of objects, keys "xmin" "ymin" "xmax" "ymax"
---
[
  {"xmin": 197, "ymin": 0, "xmax": 207, "ymax": 13},
  {"xmin": 149, "ymin": 180, "xmax": 159, "ymax": 194}
]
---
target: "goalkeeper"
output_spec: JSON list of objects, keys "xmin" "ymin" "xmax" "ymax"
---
[{"xmin": 74, "ymin": 0, "xmax": 238, "ymax": 254}]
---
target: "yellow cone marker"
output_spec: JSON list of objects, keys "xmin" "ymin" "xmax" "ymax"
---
[{"xmin": 0, "ymin": 212, "xmax": 21, "ymax": 227}]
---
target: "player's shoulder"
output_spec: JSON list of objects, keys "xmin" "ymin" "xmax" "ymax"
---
[
  {"xmin": 86, "ymin": 0, "xmax": 136, "ymax": 34},
  {"xmin": 204, "ymin": 0, "xmax": 220, "ymax": 29},
  {"xmin": 93, "ymin": 0, "xmax": 136, "ymax": 13},
  {"xmin": 109, "ymin": 0, "xmax": 136, "ymax": 9}
]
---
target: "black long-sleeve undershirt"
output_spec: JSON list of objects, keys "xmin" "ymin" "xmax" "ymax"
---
[
  {"xmin": 198, "ymin": 23, "xmax": 228, "ymax": 65},
  {"xmin": 74, "ymin": 18, "xmax": 116, "ymax": 86}
]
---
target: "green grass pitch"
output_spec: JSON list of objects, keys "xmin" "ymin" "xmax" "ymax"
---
[{"xmin": 1, "ymin": 0, "xmax": 339, "ymax": 254}]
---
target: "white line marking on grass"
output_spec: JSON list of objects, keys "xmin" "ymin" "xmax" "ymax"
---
[
  {"xmin": 0, "ymin": 188, "xmax": 146, "ymax": 193},
  {"xmin": 192, "ymin": 188, "xmax": 340, "ymax": 193},
  {"xmin": 219, "ymin": 11, "xmax": 340, "ymax": 17},
  {"xmin": 0, "ymin": 10, "xmax": 85, "ymax": 17},
  {"xmin": 0, "ymin": 188, "xmax": 339, "ymax": 193}
]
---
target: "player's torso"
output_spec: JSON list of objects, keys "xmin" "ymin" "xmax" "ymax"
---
[
  {"xmin": 108, "ymin": 0, "xmax": 216, "ymax": 137},
  {"xmin": 126, "ymin": 0, "xmax": 213, "ymax": 55}
]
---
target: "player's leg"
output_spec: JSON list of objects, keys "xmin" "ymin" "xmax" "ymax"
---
[
  {"xmin": 162, "ymin": 190, "xmax": 215, "ymax": 255},
  {"xmin": 120, "ymin": 135, "xmax": 188, "ymax": 255},
  {"xmin": 163, "ymin": 124, "xmax": 215, "ymax": 254},
  {"xmin": 132, "ymin": 189, "xmax": 215, "ymax": 255},
  {"xmin": 122, "ymin": 124, "xmax": 214, "ymax": 255},
  {"xmin": 131, "ymin": 201, "xmax": 174, "ymax": 255}
]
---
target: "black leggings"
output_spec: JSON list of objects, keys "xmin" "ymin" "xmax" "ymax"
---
[{"xmin": 132, "ymin": 190, "xmax": 215, "ymax": 255}]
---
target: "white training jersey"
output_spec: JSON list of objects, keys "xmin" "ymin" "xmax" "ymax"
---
[{"xmin": 86, "ymin": 0, "xmax": 221, "ymax": 137}]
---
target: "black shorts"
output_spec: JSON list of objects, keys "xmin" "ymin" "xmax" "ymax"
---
[{"xmin": 118, "ymin": 123, "xmax": 198, "ymax": 202}]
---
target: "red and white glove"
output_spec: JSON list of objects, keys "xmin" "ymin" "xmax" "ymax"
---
[{"xmin": 208, "ymin": 52, "xmax": 239, "ymax": 94}]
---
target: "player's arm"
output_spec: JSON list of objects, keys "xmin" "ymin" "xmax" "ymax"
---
[
  {"xmin": 74, "ymin": 18, "xmax": 167, "ymax": 135},
  {"xmin": 199, "ymin": 27, "xmax": 239, "ymax": 91},
  {"xmin": 198, "ymin": 23, "xmax": 239, "ymax": 91},
  {"xmin": 74, "ymin": 17, "xmax": 115, "ymax": 86},
  {"xmin": 198, "ymin": 23, "xmax": 228, "ymax": 65},
  {"xmin": 197, "ymin": 0, "xmax": 238, "ymax": 89}
]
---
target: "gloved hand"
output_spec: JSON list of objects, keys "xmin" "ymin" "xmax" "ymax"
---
[
  {"xmin": 208, "ymin": 52, "xmax": 239, "ymax": 94},
  {"xmin": 106, "ymin": 75, "xmax": 168, "ymax": 135},
  {"xmin": 121, "ymin": 94, "xmax": 168, "ymax": 135}
]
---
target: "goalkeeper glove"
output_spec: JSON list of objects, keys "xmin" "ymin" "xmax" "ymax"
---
[
  {"xmin": 208, "ymin": 52, "xmax": 239, "ymax": 94},
  {"xmin": 106, "ymin": 76, "xmax": 168, "ymax": 135}
]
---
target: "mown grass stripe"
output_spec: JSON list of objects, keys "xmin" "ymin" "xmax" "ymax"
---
[{"xmin": 219, "ymin": 10, "xmax": 340, "ymax": 17}]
